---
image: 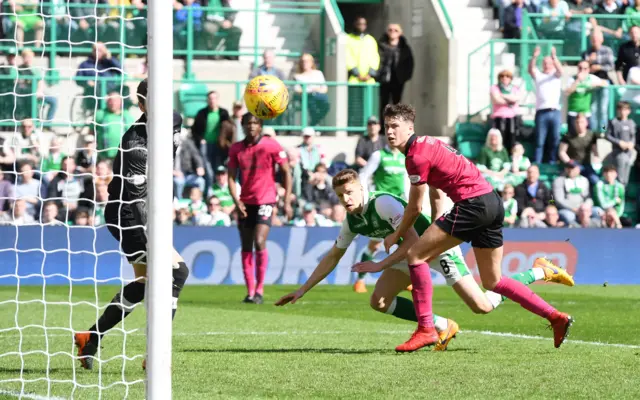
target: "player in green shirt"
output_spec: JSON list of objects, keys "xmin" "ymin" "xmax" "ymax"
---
[
  {"xmin": 354, "ymin": 146, "xmax": 409, "ymax": 293},
  {"xmin": 277, "ymin": 169, "xmax": 575, "ymax": 351}
]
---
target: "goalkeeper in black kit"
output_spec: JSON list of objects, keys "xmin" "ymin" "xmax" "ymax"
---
[{"xmin": 75, "ymin": 79, "xmax": 190, "ymax": 370}]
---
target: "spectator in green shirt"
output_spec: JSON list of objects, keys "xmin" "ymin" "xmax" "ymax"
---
[
  {"xmin": 623, "ymin": 2, "xmax": 640, "ymax": 31},
  {"xmin": 595, "ymin": 164, "xmax": 626, "ymax": 218},
  {"xmin": 477, "ymin": 128, "xmax": 511, "ymax": 190},
  {"xmin": 191, "ymin": 90, "xmax": 230, "ymax": 190},
  {"xmin": 94, "ymin": 92, "xmax": 135, "ymax": 160},
  {"xmin": 211, "ymin": 165, "xmax": 237, "ymax": 215},
  {"xmin": 42, "ymin": 136, "xmax": 66, "ymax": 183}
]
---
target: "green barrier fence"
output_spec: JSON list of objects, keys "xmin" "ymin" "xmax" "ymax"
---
[
  {"xmin": 437, "ymin": 0, "xmax": 454, "ymax": 34},
  {"xmin": 0, "ymin": 2, "xmax": 327, "ymax": 80},
  {"xmin": 466, "ymin": 38, "xmax": 564, "ymax": 121},
  {"xmin": 0, "ymin": 75, "xmax": 379, "ymax": 133},
  {"xmin": 526, "ymin": 13, "xmax": 635, "ymax": 62}
]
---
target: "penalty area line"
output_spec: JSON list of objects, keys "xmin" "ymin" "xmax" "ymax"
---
[{"xmin": 0, "ymin": 388, "xmax": 67, "ymax": 400}]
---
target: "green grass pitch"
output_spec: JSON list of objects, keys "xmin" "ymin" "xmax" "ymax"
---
[{"xmin": 1, "ymin": 284, "xmax": 639, "ymax": 399}]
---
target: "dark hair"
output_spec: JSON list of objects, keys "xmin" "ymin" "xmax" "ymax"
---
[
  {"xmin": 137, "ymin": 79, "xmax": 148, "ymax": 107},
  {"xmin": 207, "ymin": 90, "xmax": 217, "ymax": 97},
  {"xmin": 241, "ymin": 112, "xmax": 263, "ymax": 127},
  {"xmin": 602, "ymin": 165, "xmax": 618, "ymax": 174},
  {"xmin": 332, "ymin": 168, "xmax": 359, "ymax": 189},
  {"xmin": 617, "ymin": 101, "xmax": 631, "ymax": 110},
  {"xmin": 383, "ymin": 103, "xmax": 416, "ymax": 123},
  {"xmin": 314, "ymin": 163, "xmax": 327, "ymax": 173}
]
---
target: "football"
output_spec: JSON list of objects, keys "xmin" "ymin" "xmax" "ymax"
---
[{"xmin": 244, "ymin": 75, "xmax": 289, "ymax": 120}]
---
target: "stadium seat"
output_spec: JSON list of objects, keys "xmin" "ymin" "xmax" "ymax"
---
[
  {"xmin": 178, "ymin": 82, "xmax": 209, "ymax": 120},
  {"xmin": 458, "ymin": 140, "xmax": 484, "ymax": 161},
  {"xmin": 455, "ymin": 122, "xmax": 487, "ymax": 143}
]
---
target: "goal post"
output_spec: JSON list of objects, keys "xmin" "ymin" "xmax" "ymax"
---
[{"xmin": 146, "ymin": 0, "xmax": 175, "ymax": 398}]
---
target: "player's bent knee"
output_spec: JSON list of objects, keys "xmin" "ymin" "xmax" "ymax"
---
[
  {"xmin": 254, "ymin": 237, "xmax": 267, "ymax": 251},
  {"xmin": 468, "ymin": 302, "xmax": 493, "ymax": 315},
  {"xmin": 369, "ymin": 292, "xmax": 392, "ymax": 313},
  {"xmin": 480, "ymin": 277, "xmax": 500, "ymax": 291}
]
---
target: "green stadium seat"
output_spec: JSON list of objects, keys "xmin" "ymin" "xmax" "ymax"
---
[
  {"xmin": 456, "ymin": 122, "xmax": 487, "ymax": 143},
  {"xmin": 626, "ymin": 183, "xmax": 638, "ymax": 200},
  {"xmin": 538, "ymin": 163, "xmax": 562, "ymax": 177},
  {"xmin": 458, "ymin": 140, "xmax": 484, "ymax": 161},
  {"xmin": 178, "ymin": 82, "xmax": 209, "ymax": 120}
]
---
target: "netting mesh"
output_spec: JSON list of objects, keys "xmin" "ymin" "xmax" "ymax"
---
[{"xmin": 0, "ymin": 2, "xmax": 148, "ymax": 398}]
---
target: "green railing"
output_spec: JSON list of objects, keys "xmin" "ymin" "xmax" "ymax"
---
[
  {"xmin": 0, "ymin": 2, "xmax": 326, "ymax": 80},
  {"xmin": 527, "ymin": 13, "xmax": 635, "ymax": 61},
  {"xmin": 328, "ymin": 0, "xmax": 345, "ymax": 31},
  {"xmin": 437, "ymin": 0, "xmax": 454, "ymax": 34},
  {"xmin": 0, "ymin": 75, "xmax": 379, "ymax": 133},
  {"xmin": 466, "ymin": 38, "xmax": 563, "ymax": 121}
]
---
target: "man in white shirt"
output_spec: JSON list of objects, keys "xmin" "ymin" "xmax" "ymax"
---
[{"xmin": 529, "ymin": 46, "xmax": 564, "ymax": 164}]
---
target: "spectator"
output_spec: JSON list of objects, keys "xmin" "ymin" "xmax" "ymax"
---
[
  {"xmin": 93, "ymin": 181, "xmax": 109, "ymax": 225},
  {"xmin": 346, "ymin": 17, "xmax": 379, "ymax": 125},
  {"xmin": 5, "ymin": 0, "xmax": 45, "ymax": 48},
  {"xmin": 40, "ymin": 200, "xmax": 61, "ymax": 224},
  {"xmin": 249, "ymin": 49, "xmax": 285, "ymax": 80},
  {"xmin": 582, "ymin": 28, "xmax": 615, "ymax": 130},
  {"xmin": 477, "ymin": 128, "xmax": 510, "ymax": 190},
  {"xmin": 502, "ymin": 183, "xmax": 518, "ymax": 227},
  {"xmin": 94, "ymin": 159, "xmax": 113, "ymax": 186},
  {"xmin": 47, "ymin": 156, "xmax": 94, "ymax": 221},
  {"xmin": 355, "ymin": 116, "xmax": 386, "ymax": 169},
  {"xmin": 624, "ymin": 2, "xmax": 640, "ymax": 31},
  {"xmin": 174, "ymin": 134, "xmax": 206, "ymax": 198},
  {"xmin": 174, "ymin": 207, "xmax": 193, "ymax": 226},
  {"xmin": 519, "ymin": 204, "xmax": 566, "ymax": 227},
  {"xmin": 262, "ymin": 127, "xmax": 276, "ymax": 138},
  {"xmin": 620, "ymin": 56, "xmax": 640, "ymax": 116},
  {"xmin": 615, "ymin": 25, "xmax": 640, "ymax": 84},
  {"xmin": 504, "ymin": 0, "xmax": 537, "ymax": 39},
  {"xmin": 70, "ymin": 0, "xmax": 108, "ymax": 43},
  {"xmin": 196, "ymin": 195, "xmax": 231, "ymax": 226},
  {"xmin": 211, "ymin": 165, "xmax": 236, "ymax": 215},
  {"xmin": 0, "ymin": 49, "xmax": 19, "ymax": 122},
  {"xmin": 491, "ymin": 69, "xmax": 522, "ymax": 151},
  {"xmin": 605, "ymin": 101, "xmax": 637, "ymax": 184},
  {"xmin": 591, "ymin": 0, "xmax": 624, "ymax": 44},
  {"xmin": 568, "ymin": 0, "xmax": 594, "ymax": 17},
  {"xmin": 302, "ymin": 163, "xmax": 338, "ymax": 206},
  {"xmin": 558, "ymin": 113, "xmax": 600, "ymax": 185},
  {"xmin": 201, "ymin": 0, "xmax": 242, "ymax": 59},
  {"xmin": 529, "ymin": 46, "xmax": 563, "ymax": 163},
  {"xmin": 552, "ymin": 161, "xmax": 592, "ymax": 224},
  {"xmin": 292, "ymin": 203, "xmax": 333, "ymax": 227},
  {"xmin": 191, "ymin": 90, "xmax": 230, "ymax": 187},
  {"xmin": 75, "ymin": 42, "xmax": 122, "ymax": 94},
  {"xmin": 293, "ymin": 54, "xmax": 330, "ymax": 126},
  {"xmin": 0, "ymin": 199, "xmax": 34, "ymax": 225},
  {"xmin": 75, "ymin": 135, "xmax": 98, "ymax": 174},
  {"xmin": 217, "ymin": 120, "xmax": 237, "ymax": 166},
  {"xmin": 73, "ymin": 208, "xmax": 91, "ymax": 226},
  {"xmin": 603, "ymin": 206, "xmax": 624, "ymax": 228},
  {"xmin": 565, "ymin": 60, "xmax": 608, "ymax": 135},
  {"xmin": 17, "ymin": 49, "xmax": 58, "ymax": 121},
  {"xmin": 377, "ymin": 23, "xmax": 414, "ymax": 118},
  {"xmin": 0, "ymin": 169, "xmax": 14, "ymax": 212},
  {"xmin": 42, "ymin": 136, "xmax": 66, "ymax": 183},
  {"xmin": 595, "ymin": 165, "xmax": 626, "ymax": 223},
  {"xmin": 514, "ymin": 165, "xmax": 553, "ymax": 219},
  {"xmin": 15, "ymin": 162, "xmax": 43, "ymax": 218},
  {"xmin": 332, "ymin": 203, "xmax": 346, "ymax": 224},
  {"xmin": 0, "ymin": 135, "xmax": 17, "ymax": 173},
  {"xmin": 231, "ymin": 101, "xmax": 245, "ymax": 141},
  {"xmin": 298, "ymin": 127, "xmax": 324, "ymax": 186},
  {"xmin": 285, "ymin": 147, "xmax": 303, "ymax": 201},
  {"xmin": 539, "ymin": 0, "xmax": 572, "ymax": 38},
  {"xmin": 570, "ymin": 202, "xmax": 603, "ymax": 227},
  {"xmin": 187, "ymin": 187, "xmax": 207, "ymax": 218},
  {"xmin": 11, "ymin": 118, "xmax": 41, "ymax": 164},
  {"xmin": 505, "ymin": 142, "xmax": 531, "ymax": 186},
  {"xmin": 174, "ymin": 0, "xmax": 203, "ymax": 50},
  {"xmin": 94, "ymin": 92, "xmax": 135, "ymax": 160}
]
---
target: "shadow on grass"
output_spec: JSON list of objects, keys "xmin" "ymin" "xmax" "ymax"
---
[
  {"xmin": 0, "ymin": 367, "xmax": 65, "ymax": 374},
  {"xmin": 181, "ymin": 347, "xmax": 389, "ymax": 355}
]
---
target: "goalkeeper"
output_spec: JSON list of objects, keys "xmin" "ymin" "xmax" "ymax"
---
[{"xmin": 75, "ymin": 79, "xmax": 190, "ymax": 370}]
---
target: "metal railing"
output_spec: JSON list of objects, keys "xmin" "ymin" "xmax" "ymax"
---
[
  {"xmin": 437, "ymin": 0, "xmax": 454, "ymax": 34},
  {"xmin": 0, "ymin": 1, "xmax": 327, "ymax": 79},
  {"xmin": 0, "ymin": 75, "xmax": 379, "ymax": 133}
]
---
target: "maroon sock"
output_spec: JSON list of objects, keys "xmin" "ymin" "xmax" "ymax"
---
[
  {"xmin": 409, "ymin": 263, "xmax": 434, "ymax": 328},
  {"xmin": 255, "ymin": 249, "xmax": 268, "ymax": 295},
  {"xmin": 492, "ymin": 276, "xmax": 556, "ymax": 319},
  {"xmin": 241, "ymin": 251, "xmax": 256, "ymax": 297}
]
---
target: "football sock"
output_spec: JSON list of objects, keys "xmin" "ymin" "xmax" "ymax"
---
[
  {"xmin": 241, "ymin": 251, "xmax": 256, "ymax": 297},
  {"xmin": 172, "ymin": 261, "xmax": 189, "ymax": 319},
  {"xmin": 89, "ymin": 280, "xmax": 145, "ymax": 344},
  {"xmin": 409, "ymin": 263, "xmax": 434, "ymax": 328},
  {"xmin": 492, "ymin": 269, "xmax": 539, "ymax": 304},
  {"xmin": 385, "ymin": 297, "xmax": 446, "ymax": 331},
  {"xmin": 357, "ymin": 248, "xmax": 374, "ymax": 280},
  {"xmin": 492, "ymin": 276, "xmax": 555, "ymax": 319},
  {"xmin": 255, "ymin": 249, "xmax": 268, "ymax": 296}
]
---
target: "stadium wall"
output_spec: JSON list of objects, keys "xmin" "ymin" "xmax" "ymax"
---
[{"xmin": 1, "ymin": 226, "xmax": 637, "ymax": 286}]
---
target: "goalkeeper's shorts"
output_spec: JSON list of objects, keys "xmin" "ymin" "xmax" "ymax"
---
[{"xmin": 105, "ymin": 203, "xmax": 147, "ymax": 264}]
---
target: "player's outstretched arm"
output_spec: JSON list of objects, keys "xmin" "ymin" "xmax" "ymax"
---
[
  {"xmin": 383, "ymin": 184, "xmax": 426, "ymax": 253},
  {"xmin": 275, "ymin": 245, "xmax": 346, "ymax": 306}
]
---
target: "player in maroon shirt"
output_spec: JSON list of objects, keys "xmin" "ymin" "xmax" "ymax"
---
[
  {"xmin": 354, "ymin": 104, "xmax": 573, "ymax": 352},
  {"xmin": 228, "ymin": 113, "xmax": 293, "ymax": 304}
]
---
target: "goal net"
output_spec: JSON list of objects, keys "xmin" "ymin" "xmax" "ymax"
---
[{"xmin": 0, "ymin": 1, "xmax": 155, "ymax": 398}]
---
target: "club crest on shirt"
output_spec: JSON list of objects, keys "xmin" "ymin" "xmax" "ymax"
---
[{"xmin": 409, "ymin": 175, "xmax": 420, "ymax": 184}]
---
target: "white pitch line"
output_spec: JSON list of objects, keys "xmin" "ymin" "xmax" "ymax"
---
[
  {"xmin": 0, "ymin": 389, "xmax": 67, "ymax": 400},
  {"xmin": 1, "ymin": 329, "xmax": 639, "ymax": 349}
]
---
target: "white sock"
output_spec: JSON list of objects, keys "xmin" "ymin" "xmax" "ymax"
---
[
  {"xmin": 433, "ymin": 315, "xmax": 448, "ymax": 332},
  {"xmin": 485, "ymin": 290, "xmax": 503, "ymax": 309},
  {"xmin": 532, "ymin": 267, "xmax": 545, "ymax": 281},
  {"xmin": 385, "ymin": 297, "xmax": 397, "ymax": 315}
]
